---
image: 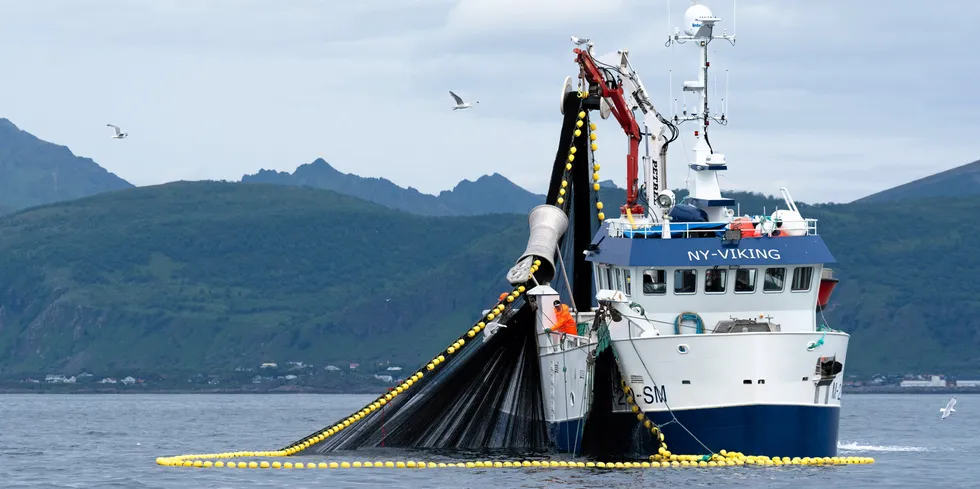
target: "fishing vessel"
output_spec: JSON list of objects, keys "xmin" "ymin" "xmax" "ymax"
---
[{"xmin": 510, "ymin": 1, "xmax": 847, "ymax": 458}]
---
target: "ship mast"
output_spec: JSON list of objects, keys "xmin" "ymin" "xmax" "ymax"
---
[{"xmin": 667, "ymin": 1, "xmax": 735, "ymax": 222}]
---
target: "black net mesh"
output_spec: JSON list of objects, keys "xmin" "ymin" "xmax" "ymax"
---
[
  {"xmin": 281, "ymin": 92, "xmax": 610, "ymax": 458},
  {"xmin": 301, "ymin": 303, "xmax": 551, "ymax": 453}
]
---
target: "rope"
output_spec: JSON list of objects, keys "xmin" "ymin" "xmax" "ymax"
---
[
  {"xmin": 818, "ymin": 308, "xmax": 838, "ymax": 332},
  {"xmin": 574, "ymin": 355, "xmax": 596, "ymax": 454},
  {"xmin": 623, "ymin": 310, "xmax": 718, "ymax": 456},
  {"xmin": 560, "ymin": 340, "xmax": 573, "ymax": 452},
  {"xmin": 596, "ymin": 321, "xmax": 611, "ymax": 354},
  {"xmin": 756, "ymin": 215, "xmax": 776, "ymax": 236},
  {"xmin": 807, "ymin": 332, "xmax": 826, "ymax": 351},
  {"xmin": 673, "ymin": 311, "xmax": 704, "ymax": 335},
  {"xmin": 556, "ymin": 243, "xmax": 578, "ymax": 316}
]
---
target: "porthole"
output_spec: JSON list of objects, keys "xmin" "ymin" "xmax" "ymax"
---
[{"xmin": 677, "ymin": 344, "xmax": 689, "ymax": 354}]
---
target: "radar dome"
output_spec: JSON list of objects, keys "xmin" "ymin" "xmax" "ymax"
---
[{"xmin": 683, "ymin": 4, "xmax": 714, "ymax": 36}]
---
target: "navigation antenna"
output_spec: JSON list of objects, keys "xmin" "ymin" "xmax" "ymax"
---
[
  {"xmin": 664, "ymin": 0, "xmax": 737, "ymax": 223},
  {"xmin": 666, "ymin": 0, "xmax": 735, "ymax": 135}
]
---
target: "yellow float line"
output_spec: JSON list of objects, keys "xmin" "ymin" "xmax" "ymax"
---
[
  {"xmin": 272, "ymin": 283, "xmax": 536, "ymax": 455},
  {"xmin": 156, "ymin": 454, "xmax": 875, "ymax": 469},
  {"xmin": 154, "ymin": 151, "xmax": 873, "ymax": 469},
  {"xmin": 157, "ymin": 282, "xmax": 540, "ymax": 463},
  {"xmin": 154, "ymin": 278, "xmax": 877, "ymax": 470},
  {"xmin": 154, "ymin": 278, "xmax": 878, "ymax": 469},
  {"xmin": 558, "ymin": 109, "xmax": 604, "ymax": 223}
]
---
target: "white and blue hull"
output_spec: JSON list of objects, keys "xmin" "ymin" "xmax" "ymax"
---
[
  {"xmin": 533, "ymin": 296, "xmax": 848, "ymax": 458},
  {"xmin": 550, "ymin": 403, "xmax": 840, "ymax": 457},
  {"xmin": 519, "ymin": 4, "xmax": 850, "ymax": 459}
]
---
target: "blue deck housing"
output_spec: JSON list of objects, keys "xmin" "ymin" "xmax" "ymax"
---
[{"xmin": 585, "ymin": 224, "xmax": 836, "ymax": 267}]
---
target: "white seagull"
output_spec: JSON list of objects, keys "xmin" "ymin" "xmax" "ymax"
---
[
  {"xmin": 570, "ymin": 36, "xmax": 590, "ymax": 45},
  {"xmin": 107, "ymin": 124, "xmax": 128, "ymax": 139},
  {"xmin": 449, "ymin": 91, "xmax": 478, "ymax": 110},
  {"xmin": 940, "ymin": 397, "xmax": 957, "ymax": 419}
]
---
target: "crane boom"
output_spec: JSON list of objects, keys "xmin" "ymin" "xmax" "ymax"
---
[{"xmin": 573, "ymin": 47, "xmax": 645, "ymax": 216}]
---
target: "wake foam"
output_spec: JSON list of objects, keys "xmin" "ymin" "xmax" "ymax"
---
[{"xmin": 838, "ymin": 441, "xmax": 930, "ymax": 452}]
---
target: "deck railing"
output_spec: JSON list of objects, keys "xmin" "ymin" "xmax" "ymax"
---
[{"xmin": 606, "ymin": 218, "xmax": 819, "ymax": 239}]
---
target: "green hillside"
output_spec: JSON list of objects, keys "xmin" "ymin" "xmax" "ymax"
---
[
  {"xmin": 809, "ymin": 198, "xmax": 980, "ymax": 375},
  {"xmin": 854, "ymin": 159, "xmax": 980, "ymax": 204},
  {"xmin": 0, "ymin": 181, "xmax": 525, "ymax": 377},
  {"xmin": 0, "ymin": 181, "xmax": 978, "ymax": 379}
]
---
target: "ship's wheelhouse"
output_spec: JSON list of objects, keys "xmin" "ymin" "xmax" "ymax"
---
[
  {"xmin": 593, "ymin": 263, "xmax": 819, "ymax": 300},
  {"xmin": 591, "ymin": 261, "xmax": 826, "ymax": 335}
]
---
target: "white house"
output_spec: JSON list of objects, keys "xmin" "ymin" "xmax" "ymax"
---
[
  {"xmin": 45, "ymin": 375, "xmax": 76, "ymax": 384},
  {"xmin": 900, "ymin": 375, "xmax": 945, "ymax": 387}
]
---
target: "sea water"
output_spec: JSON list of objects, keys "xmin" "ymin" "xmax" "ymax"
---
[{"xmin": 0, "ymin": 393, "xmax": 973, "ymax": 488}]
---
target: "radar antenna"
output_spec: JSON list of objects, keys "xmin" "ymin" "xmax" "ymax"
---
[{"xmin": 664, "ymin": 0, "xmax": 737, "ymax": 223}]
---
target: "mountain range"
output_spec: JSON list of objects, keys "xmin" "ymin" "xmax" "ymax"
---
[
  {"xmin": 0, "ymin": 119, "xmax": 132, "ymax": 212},
  {"xmin": 4, "ymin": 115, "xmax": 980, "ymax": 216},
  {"xmin": 242, "ymin": 159, "xmax": 545, "ymax": 217},
  {"xmin": 1, "ymin": 117, "xmax": 979, "ymax": 379}
]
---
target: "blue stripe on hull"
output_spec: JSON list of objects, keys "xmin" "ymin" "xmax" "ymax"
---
[
  {"xmin": 550, "ymin": 417, "xmax": 586, "ymax": 455},
  {"xmin": 554, "ymin": 404, "xmax": 840, "ymax": 459}
]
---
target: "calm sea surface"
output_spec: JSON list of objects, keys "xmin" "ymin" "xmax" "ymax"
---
[{"xmin": 0, "ymin": 393, "xmax": 974, "ymax": 488}]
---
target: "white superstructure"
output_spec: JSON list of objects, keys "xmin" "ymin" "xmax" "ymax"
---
[{"xmin": 524, "ymin": 1, "xmax": 848, "ymax": 458}]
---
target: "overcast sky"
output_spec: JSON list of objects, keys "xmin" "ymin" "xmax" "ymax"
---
[{"xmin": 1, "ymin": 0, "xmax": 977, "ymax": 203}]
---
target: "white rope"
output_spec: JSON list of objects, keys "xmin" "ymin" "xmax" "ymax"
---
[{"xmin": 556, "ymin": 244, "xmax": 578, "ymax": 315}]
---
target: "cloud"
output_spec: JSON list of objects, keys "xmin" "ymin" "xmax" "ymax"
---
[
  {"xmin": 0, "ymin": 0, "xmax": 976, "ymax": 205},
  {"xmin": 443, "ymin": 0, "xmax": 630, "ymax": 35}
]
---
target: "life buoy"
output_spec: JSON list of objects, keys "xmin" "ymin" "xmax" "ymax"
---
[{"xmin": 674, "ymin": 311, "xmax": 704, "ymax": 335}]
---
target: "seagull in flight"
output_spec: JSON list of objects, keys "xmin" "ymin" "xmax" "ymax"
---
[
  {"xmin": 106, "ymin": 124, "xmax": 128, "ymax": 139},
  {"xmin": 449, "ymin": 91, "xmax": 478, "ymax": 110},
  {"xmin": 570, "ymin": 36, "xmax": 591, "ymax": 45},
  {"xmin": 940, "ymin": 397, "xmax": 957, "ymax": 420}
]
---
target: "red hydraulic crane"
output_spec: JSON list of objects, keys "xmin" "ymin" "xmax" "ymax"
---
[{"xmin": 573, "ymin": 47, "xmax": 645, "ymax": 216}]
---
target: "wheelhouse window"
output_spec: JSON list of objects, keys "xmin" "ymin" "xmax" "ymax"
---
[
  {"xmin": 615, "ymin": 269, "xmax": 623, "ymax": 292},
  {"xmin": 605, "ymin": 268, "xmax": 613, "ymax": 290},
  {"xmin": 674, "ymin": 269, "xmax": 697, "ymax": 294},
  {"xmin": 643, "ymin": 269, "xmax": 666, "ymax": 295},
  {"xmin": 735, "ymin": 268, "xmax": 757, "ymax": 293},
  {"xmin": 791, "ymin": 266, "xmax": 813, "ymax": 292},
  {"xmin": 704, "ymin": 269, "xmax": 727, "ymax": 293},
  {"xmin": 624, "ymin": 269, "xmax": 632, "ymax": 295},
  {"xmin": 763, "ymin": 267, "xmax": 785, "ymax": 292}
]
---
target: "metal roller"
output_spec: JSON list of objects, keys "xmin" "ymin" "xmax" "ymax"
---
[{"xmin": 506, "ymin": 204, "xmax": 569, "ymax": 285}]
